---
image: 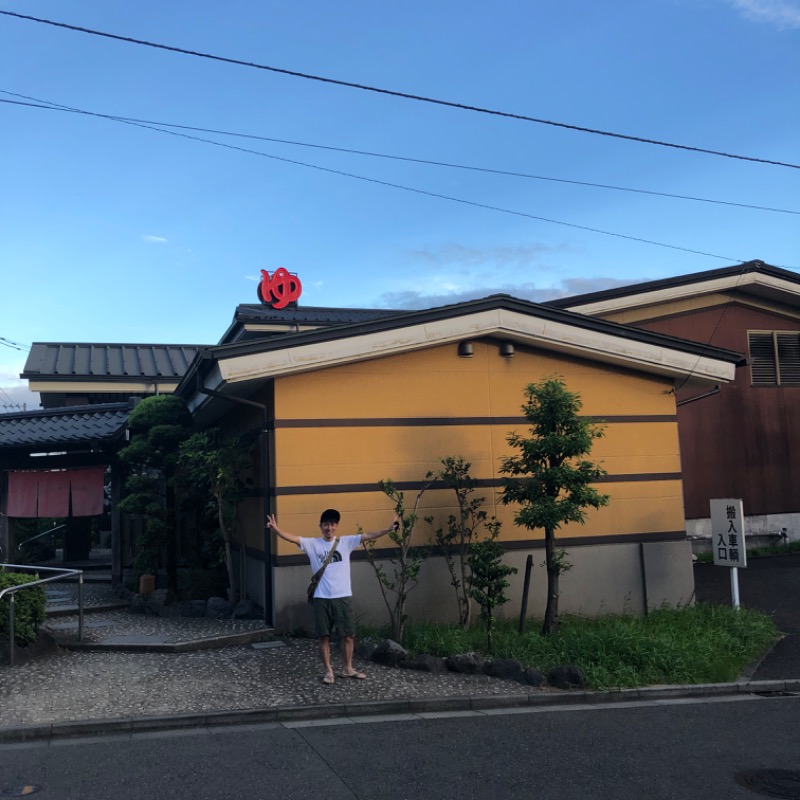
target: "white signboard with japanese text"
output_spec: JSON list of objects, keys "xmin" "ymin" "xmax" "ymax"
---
[{"xmin": 710, "ymin": 498, "xmax": 747, "ymax": 568}]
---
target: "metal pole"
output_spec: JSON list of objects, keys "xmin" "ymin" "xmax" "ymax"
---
[
  {"xmin": 78, "ymin": 572, "xmax": 84, "ymax": 641},
  {"xmin": 518, "ymin": 554, "xmax": 533, "ymax": 634},
  {"xmin": 9, "ymin": 593, "xmax": 15, "ymax": 667},
  {"xmin": 730, "ymin": 566, "xmax": 740, "ymax": 609}
]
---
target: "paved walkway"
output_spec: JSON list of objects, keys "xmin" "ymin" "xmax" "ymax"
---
[{"xmin": 1, "ymin": 559, "xmax": 799, "ymax": 742}]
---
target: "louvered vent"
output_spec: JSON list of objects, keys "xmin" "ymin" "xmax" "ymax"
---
[
  {"xmin": 777, "ymin": 333, "xmax": 800, "ymax": 386},
  {"xmin": 748, "ymin": 331, "xmax": 800, "ymax": 387}
]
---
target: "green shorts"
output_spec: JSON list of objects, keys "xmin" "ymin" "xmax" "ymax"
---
[{"xmin": 312, "ymin": 596, "xmax": 355, "ymax": 638}]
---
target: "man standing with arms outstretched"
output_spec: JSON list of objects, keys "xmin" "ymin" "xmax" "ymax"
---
[{"xmin": 266, "ymin": 508, "xmax": 399, "ymax": 685}]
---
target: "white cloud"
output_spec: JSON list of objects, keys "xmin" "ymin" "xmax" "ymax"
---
[
  {"xmin": 376, "ymin": 277, "xmax": 631, "ymax": 310},
  {"xmin": 729, "ymin": 0, "xmax": 800, "ymax": 28},
  {"xmin": 142, "ymin": 235, "xmax": 168, "ymax": 243}
]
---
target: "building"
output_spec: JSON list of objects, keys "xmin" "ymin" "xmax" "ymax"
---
[
  {"xmin": 2, "ymin": 274, "xmax": 748, "ymax": 629},
  {"xmin": 549, "ymin": 259, "xmax": 800, "ymax": 544}
]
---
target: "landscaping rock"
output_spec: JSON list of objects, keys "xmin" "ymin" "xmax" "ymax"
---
[
  {"xmin": 179, "ymin": 599, "xmax": 208, "ymax": 618},
  {"xmin": 483, "ymin": 658, "xmax": 524, "ymax": 681},
  {"xmin": 205, "ymin": 596, "xmax": 235, "ymax": 619},
  {"xmin": 399, "ymin": 653, "xmax": 448, "ymax": 673},
  {"xmin": 547, "ymin": 664, "xmax": 587, "ymax": 690},
  {"xmin": 445, "ymin": 652, "xmax": 486, "ymax": 674},
  {"xmin": 522, "ymin": 667, "xmax": 545, "ymax": 687},
  {"xmin": 370, "ymin": 639, "xmax": 408, "ymax": 667},
  {"xmin": 232, "ymin": 598, "xmax": 262, "ymax": 620},
  {"xmin": 146, "ymin": 588, "xmax": 177, "ymax": 616},
  {"xmin": 128, "ymin": 594, "xmax": 148, "ymax": 614}
]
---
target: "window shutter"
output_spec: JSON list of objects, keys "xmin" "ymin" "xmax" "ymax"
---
[
  {"xmin": 749, "ymin": 332, "xmax": 777, "ymax": 386},
  {"xmin": 777, "ymin": 333, "xmax": 800, "ymax": 386}
]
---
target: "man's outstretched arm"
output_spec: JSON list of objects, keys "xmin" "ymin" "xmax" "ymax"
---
[
  {"xmin": 361, "ymin": 516, "xmax": 401, "ymax": 543},
  {"xmin": 266, "ymin": 514, "xmax": 301, "ymax": 546}
]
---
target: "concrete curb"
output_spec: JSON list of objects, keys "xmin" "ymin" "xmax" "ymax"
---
[
  {"xmin": 2, "ymin": 679, "xmax": 798, "ymax": 744},
  {"xmin": 47, "ymin": 629, "xmax": 275, "ymax": 653}
]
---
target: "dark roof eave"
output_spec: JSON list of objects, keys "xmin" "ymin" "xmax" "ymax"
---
[
  {"xmin": 546, "ymin": 259, "xmax": 796, "ymax": 310},
  {"xmin": 176, "ymin": 294, "xmax": 744, "ymax": 399}
]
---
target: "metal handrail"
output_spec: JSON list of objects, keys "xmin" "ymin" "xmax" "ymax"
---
[
  {"xmin": 16, "ymin": 524, "xmax": 66, "ymax": 550},
  {"xmin": 0, "ymin": 563, "xmax": 84, "ymax": 666}
]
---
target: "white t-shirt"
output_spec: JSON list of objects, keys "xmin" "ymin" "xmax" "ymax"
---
[{"xmin": 298, "ymin": 535, "xmax": 362, "ymax": 599}]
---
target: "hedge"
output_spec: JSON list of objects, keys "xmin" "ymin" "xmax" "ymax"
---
[{"xmin": 0, "ymin": 572, "xmax": 47, "ymax": 646}]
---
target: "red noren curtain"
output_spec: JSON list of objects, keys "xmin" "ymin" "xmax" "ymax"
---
[{"xmin": 5, "ymin": 467, "xmax": 105, "ymax": 518}]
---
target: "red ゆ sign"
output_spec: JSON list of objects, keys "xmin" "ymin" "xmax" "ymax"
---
[{"xmin": 258, "ymin": 268, "xmax": 302, "ymax": 309}]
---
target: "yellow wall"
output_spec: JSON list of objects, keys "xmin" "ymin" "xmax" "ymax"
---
[{"xmin": 269, "ymin": 340, "xmax": 683, "ymax": 555}]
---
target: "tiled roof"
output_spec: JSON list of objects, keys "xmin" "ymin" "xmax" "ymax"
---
[
  {"xmin": 218, "ymin": 304, "xmax": 406, "ymax": 344},
  {"xmin": 0, "ymin": 403, "xmax": 131, "ymax": 450},
  {"xmin": 21, "ymin": 343, "xmax": 204, "ymax": 381}
]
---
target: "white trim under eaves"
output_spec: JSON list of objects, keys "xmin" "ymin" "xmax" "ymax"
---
[
  {"xmin": 195, "ymin": 309, "xmax": 735, "ymax": 396},
  {"xmin": 563, "ymin": 272, "xmax": 800, "ymax": 317}
]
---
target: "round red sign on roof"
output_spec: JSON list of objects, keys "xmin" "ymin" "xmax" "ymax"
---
[{"xmin": 257, "ymin": 268, "xmax": 302, "ymax": 309}]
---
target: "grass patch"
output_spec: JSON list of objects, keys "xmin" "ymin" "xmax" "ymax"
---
[
  {"xmin": 359, "ymin": 603, "xmax": 777, "ymax": 690},
  {"xmin": 694, "ymin": 541, "xmax": 800, "ymax": 563}
]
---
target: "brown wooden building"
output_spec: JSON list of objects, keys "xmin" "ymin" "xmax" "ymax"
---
[{"xmin": 550, "ymin": 260, "xmax": 799, "ymax": 541}]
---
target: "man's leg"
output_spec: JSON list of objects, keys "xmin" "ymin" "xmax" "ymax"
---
[
  {"xmin": 341, "ymin": 634, "xmax": 354, "ymax": 673},
  {"xmin": 318, "ymin": 636, "xmax": 334, "ymax": 683}
]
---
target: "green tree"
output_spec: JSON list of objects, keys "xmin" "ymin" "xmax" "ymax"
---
[
  {"xmin": 177, "ymin": 428, "xmax": 255, "ymax": 602},
  {"xmin": 428, "ymin": 456, "xmax": 489, "ymax": 629},
  {"xmin": 118, "ymin": 395, "xmax": 192, "ymax": 586},
  {"xmin": 467, "ymin": 520, "xmax": 515, "ymax": 654},
  {"xmin": 500, "ymin": 378, "xmax": 609, "ymax": 636},
  {"xmin": 363, "ymin": 476, "xmax": 432, "ymax": 642}
]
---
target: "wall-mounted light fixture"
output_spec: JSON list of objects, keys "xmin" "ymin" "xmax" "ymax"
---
[
  {"xmin": 499, "ymin": 341, "xmax": 515, "ymax": 358},
  {"xmin": 457, "ymin": 341, "xmax": 474, "ymax": 358}
]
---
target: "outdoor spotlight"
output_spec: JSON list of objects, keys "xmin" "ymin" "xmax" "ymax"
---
[
  {"xmin": 500, "ymin": 342, "xmax": 515, "ymax": 358},
  {"xmin": 458, "ymin": 341, "xmax": 474, "ymax": 358}
]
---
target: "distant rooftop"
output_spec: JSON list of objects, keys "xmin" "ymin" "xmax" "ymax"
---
[
  {"xmin": 0, "ymin": 402, "xmax": 131, "ymax": 451},
  {"xmin": 21, "ymin": 343, "xmax": 205, "ymax": 382},
  {"xmin": 218, "ymin": 304, "xmax": 406, "ymax": 344}
]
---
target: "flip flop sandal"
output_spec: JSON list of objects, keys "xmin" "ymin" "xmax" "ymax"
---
[
  {"xmin": 322, "ymin": 672, "xmax": 335, "ymax": 685},
  {"xmin": 341, "ymin": 670, "xmax": 367, "ymax": 679}
]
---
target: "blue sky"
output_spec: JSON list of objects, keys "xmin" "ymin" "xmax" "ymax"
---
[{"xmin": 1, "ymin": 0, "xmax": 798, "ymax": 410}]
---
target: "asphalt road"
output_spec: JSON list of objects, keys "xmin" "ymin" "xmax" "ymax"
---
[
  {"xmin": 2, "ymin": 694, "xmax": 799, "ymax": 800},
  {"xmin": 694, "ymin": 553, "xmax": 800, "ymax": 680}
]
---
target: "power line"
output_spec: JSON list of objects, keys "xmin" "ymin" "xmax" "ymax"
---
[
  {"xmin": 3, "ymin": 93, "xmax": 798, "ymax": 218},
  {"xmin": 2, "ymin": 9, "xmax": 799, "ymax": 171},
  {"xmin": 0, "ymin": 92, "xmax": 743, "ymax": 262},
  {"xmin": 0, "ymin": 337, "xmax": 29, "ymax": 352}
]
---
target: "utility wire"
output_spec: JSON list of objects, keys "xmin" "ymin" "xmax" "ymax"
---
[
  {"xmin": 3, "ymin": 92, "xmax": 798, "ymax": 218},
  {"xmin": 2, "ymin": 9, "xmax": 799, "ymax": 171},
  {"xmin": 0, "ymin": 337, "xmax": 29, "ymax": 352},
  {"xmin": 0, "ymin": 92, "xmax": 742, "ymax": 262}
]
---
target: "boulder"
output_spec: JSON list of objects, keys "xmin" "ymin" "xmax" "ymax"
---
[
  {"xmin": 370, "ymin": 639, "xmax": 408, "ymax": 667},
  {"xmin": 205, "ymin": 596, "xmax": 235, "ymax": 619},
  {"xmin": 522, "ymin": 667, "xmax": 545, "ymax": 687},
  {"xmin": 128, "ymin": 594, "xmax": 148, "ymax": 614},
  {"xmin": 145, "ymin": 588, "xmax": 176, "ymax": 616},
  {"xmin": 399, "ymin": 653, "xmax": 447, "ymax": 673},
  {"xmin": 483, "ymin": 658, "xmax": 524, "ymax": 681},
  {"xmin": 232, "ymin": 598, "xmax": 262, "ymax": 619},
  {"xmin": 179, "ymin": 599, "xmax": 208, "ymax": 618},
  {"xmin": 547, "ymin": 664, "xmax": 587, "ymax": 690},
  {"xmin": 445, "ymin": 652, "xmax": 486, "ymax": 674}
]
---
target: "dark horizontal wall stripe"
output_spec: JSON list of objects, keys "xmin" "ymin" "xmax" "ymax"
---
[
  {"xmin": 272, "ymin": 473, "xmax": 681, "ymax": 497},
  {"xmin": 274, "ymin": 530, "xmax": 687, "ymax": 565},
  {"xmin": 275, "ymin": 415, "xmax": 676, "ymax": 429}
]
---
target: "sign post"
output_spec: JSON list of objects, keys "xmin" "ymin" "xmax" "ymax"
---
[{"xmin": 710, "ymin": 498, "xmax": 747, "ymax": 609}]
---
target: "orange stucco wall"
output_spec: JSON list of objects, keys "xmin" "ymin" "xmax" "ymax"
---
[{"xmin": 268, "ymin": 339, "xmax": 684, "ymax": 554}]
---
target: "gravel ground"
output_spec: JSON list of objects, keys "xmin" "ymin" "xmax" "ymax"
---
[
  {"xmin": 0, "ymin": 582, "xmax": 541, "ymax": 728},
  {"xmin": 1, "ymin": 557, "xmax": 798, "ymax": 730}
]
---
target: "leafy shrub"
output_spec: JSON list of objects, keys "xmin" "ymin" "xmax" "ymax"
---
[{"xmin": 0, "ymin": 572, "xmax": 47, "ymax": 646}]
